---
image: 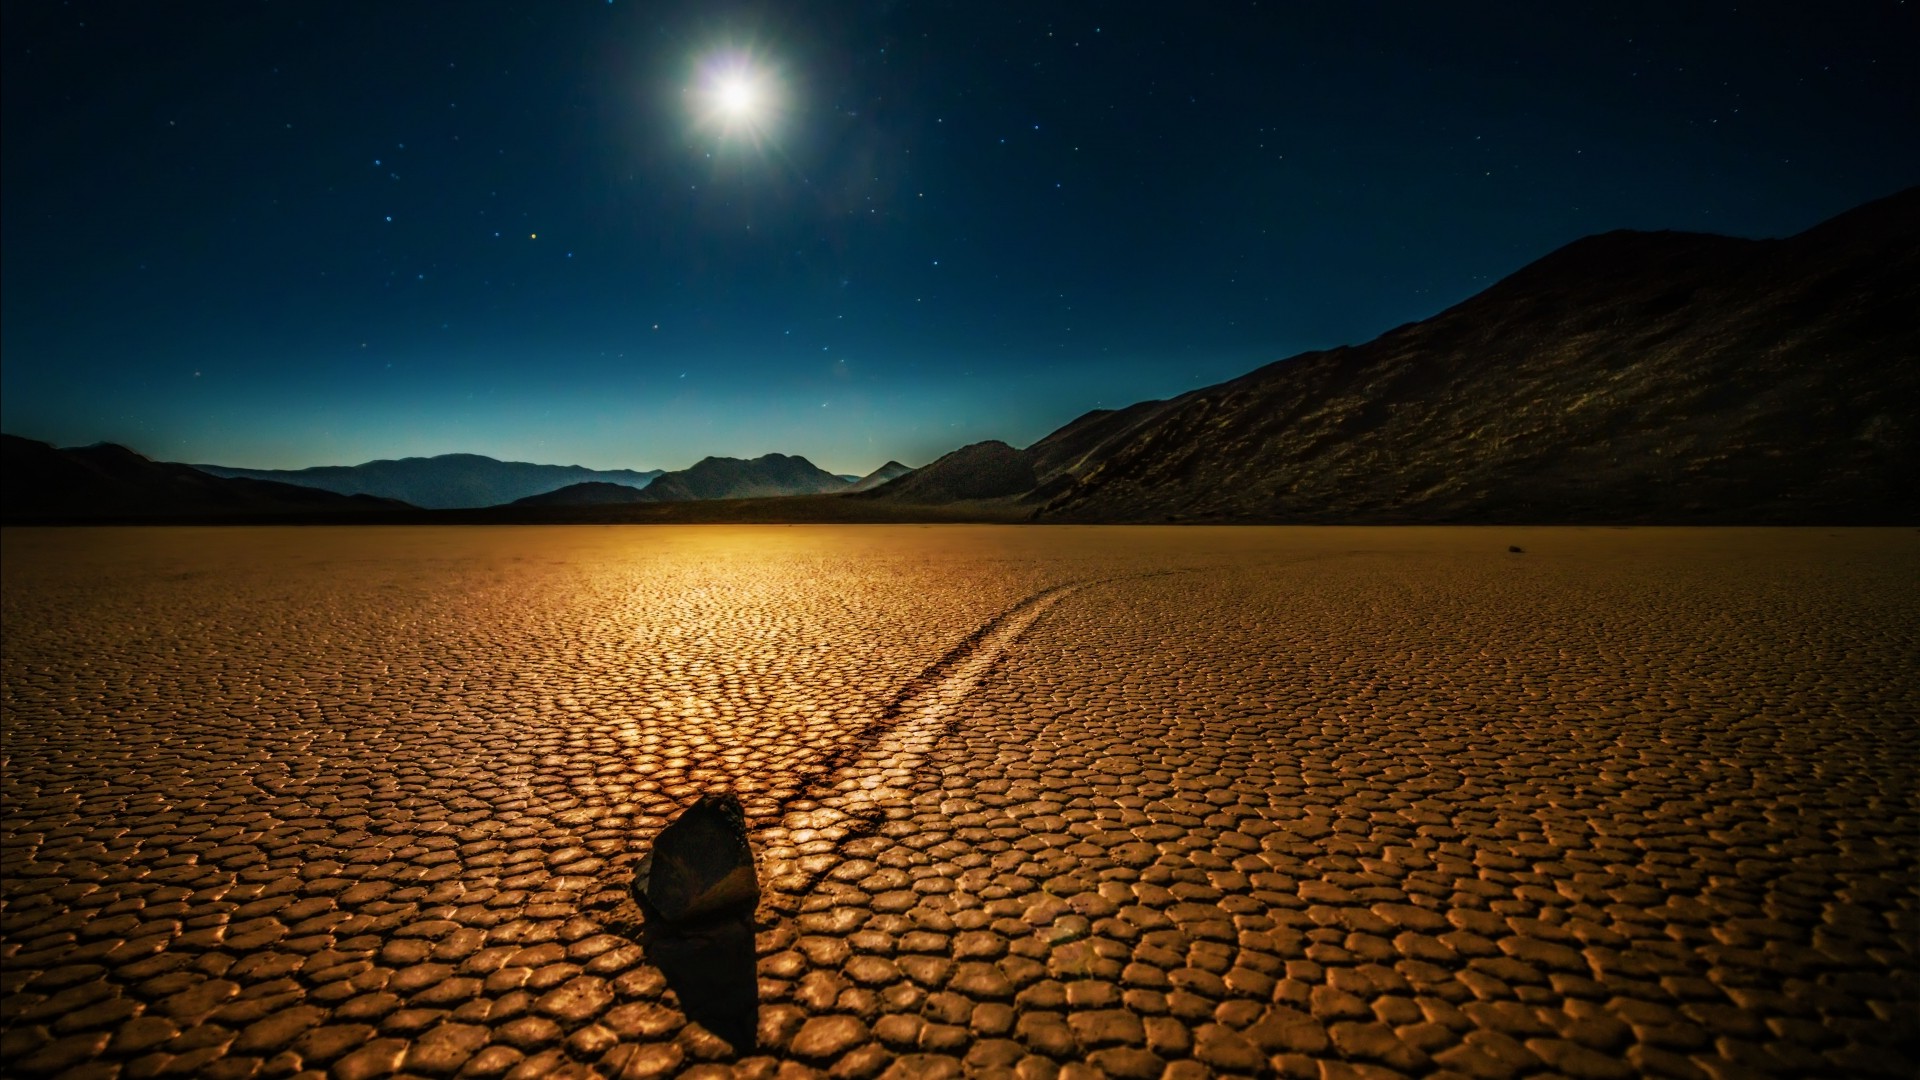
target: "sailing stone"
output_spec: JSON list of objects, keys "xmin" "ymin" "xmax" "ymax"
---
[{"xmin": 634, "ymin": 793, "xmax": 760, "ymax": 923}]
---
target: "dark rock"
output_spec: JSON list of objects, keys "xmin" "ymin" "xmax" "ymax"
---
[
  {"xmin": 633, "ymin": 794, "xmax": 759, "ymax": 923},
  {"xmin": 1508, "ymin": 545, "xmax": 1525, "ymax": 553}
]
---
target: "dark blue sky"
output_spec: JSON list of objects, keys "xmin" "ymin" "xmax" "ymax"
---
[{"xmin": 4, "ymin": 1, "xmax": 1915, "ymax": 473}]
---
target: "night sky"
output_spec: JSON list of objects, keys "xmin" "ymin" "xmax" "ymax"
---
[{"xmin": 4, "ymin": 2, "xmax": 1915, "ymax": 474}]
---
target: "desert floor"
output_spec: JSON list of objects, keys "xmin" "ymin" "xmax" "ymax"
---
[{"xmin": 2, "ymin": 525, "xmax": 1915, "ymax": 1080}]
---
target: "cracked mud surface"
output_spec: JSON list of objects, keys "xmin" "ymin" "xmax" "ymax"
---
[{"xmin": 3, "ymin": 525, "xmax": 1915, "ymax": 1079}]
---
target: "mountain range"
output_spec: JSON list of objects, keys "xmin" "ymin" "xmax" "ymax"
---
[
  {"xmin": 517, "ymin": 453, "xmax": 870, "ymax": 506},
  {"xmin": 637, "ymin": 453, "xmax": 853, "ymax": 501},
  {"xmin": 191, "ymin": 454, "xmax": 663, "ymax": 509},
  {"xmin": 6, "ymin": 187, "xmax": 1913, "ymax": 525},
  {"xmin": 856, "ymin": 186, "xmax": 1917, "ymax": 523},
  {"xmin": 0, "ymin": 436, "xmax": 410, "ymax": 522}
]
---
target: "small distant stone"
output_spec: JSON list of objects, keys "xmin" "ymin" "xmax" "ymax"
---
[
  {"xmin": 1508, "ymin": 545, "xmax": 1524, "ymax": 553},
  {"xmin": 633, "ymin": 793, "xmax": 760, "ymax": 923}
]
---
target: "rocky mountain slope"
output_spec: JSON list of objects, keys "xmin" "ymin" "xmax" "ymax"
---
[
  {"xmin": 871, "ymin": 187, "xmax": 1919, "ymax": 523},
  {"xmin": 192, "ymin": 453, "xmax": 662, "ymax": 509},
  {"xmin": 861, "ymin": 442, "xmax": 1034, "ymax": 503}
]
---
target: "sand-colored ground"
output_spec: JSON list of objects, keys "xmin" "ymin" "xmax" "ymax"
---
[{"xmin": 2, "ymin": 526, "xmax": 1915, "ymax": 1079}]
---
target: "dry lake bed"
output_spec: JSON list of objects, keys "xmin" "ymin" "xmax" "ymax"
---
[{"xmin": 2, "ymin": 525, "xmax": 1915, "ymax": 1080}]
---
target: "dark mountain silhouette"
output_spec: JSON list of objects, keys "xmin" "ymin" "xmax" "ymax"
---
[
  {"xmin": 192, "ymin": 453, "xmax": 662, "ymax": 509},
  {"xmin": 2, "ymin": 436, "xmax": 411, "ymax": 522},
  {"xmin": 872, "ymin": 186, "xmax": 1920, "ymax": 523},
  {"xmin": 645, "ymin": 454, "xmax": 851, "ymax": 500},
  {"xmin": 857, "ymin": 442, "xmax": 1034, "ymax": 503},
  {"xmin": 845, "ymin": 460, "xmax": 914, "ymax": 493},
  {"xmin": 510, "ymin": 481, "xmax": 659, "ymax": 507},
  {"xmin": 15, "ymin": 189, "xmax": 1912, "ymax": 526},
  {"xmin": 503, "ymin": 454, "xmax": 852, "ymax": 507}
]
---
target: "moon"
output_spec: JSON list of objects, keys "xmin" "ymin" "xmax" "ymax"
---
[
  {"xmin": 716, "ymin": 76, "xmax": 759, "ymax": 119},
  {"xmin": 694, "ymin": 54, "xmax": 780, "ymax": 139}
]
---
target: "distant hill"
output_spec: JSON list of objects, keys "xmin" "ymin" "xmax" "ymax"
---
[
  {"xmin": 510, "ymin": 481, "xmax": 659, "ymax": 507},
  {"xmin": 192, "ymin": 453, "xmax": 662, "ymax": 509},
  {"xmin": 636, "ymin": 473, "xmax": 699, "ymax": 502},
  {"xmin": 845, "ymin": 460, "xmax": 914, "ymax": 493},
  {"xmin": 501, "ymin": 453, "xmax": 854, "ymax": 507},
  {"xmin": 2, "ymin": 435, "xmax": 411, "ymax": 522},
  {"xmin": 867, "ymin": 186, "xmax": 1920, "ymax": 523},
  {"xmin": 645, "ymin": 453, "xmax": 851, "ymax": 500}
]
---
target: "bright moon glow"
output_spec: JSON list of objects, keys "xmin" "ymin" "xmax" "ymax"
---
[
  {"xmin": 718, "ymin": 77, "xmax": 758, "ymax": 118},
  {"xmin": 694, "ymin": 52, "xmax": 781, "ymax": 141}
]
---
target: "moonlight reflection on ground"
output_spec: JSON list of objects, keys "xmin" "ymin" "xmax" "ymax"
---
[{"xmin": 2, "ymin": 526, "xmax": 1915, "ymax": 1074}]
